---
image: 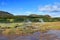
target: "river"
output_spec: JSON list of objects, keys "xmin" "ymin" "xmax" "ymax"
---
[{"xmin": 0, "ymin": 30, "xmax": 60, "ymax": 40}]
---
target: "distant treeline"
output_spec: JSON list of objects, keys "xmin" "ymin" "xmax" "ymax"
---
[{"xmin": 0, "ymin": 11, "xmax": 60, "ymax": 23}]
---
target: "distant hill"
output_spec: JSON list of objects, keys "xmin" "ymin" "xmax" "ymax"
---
[
  {"xmin": 0, "ymin": 11, "xmax": 60, "ymax": 22},
  {"xmin": 0, "ymin": 11, "xmax": 13, "ymax": 17}
]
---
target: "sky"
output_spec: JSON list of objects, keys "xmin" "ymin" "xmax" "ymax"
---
[{"xmin": 0, "ymin": 0, "xmax": 60, "ymax": 17}]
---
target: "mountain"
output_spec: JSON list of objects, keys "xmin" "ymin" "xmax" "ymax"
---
[{"xmin": 0, "ymin": 11, "xmax": 13, "ymax": 18}]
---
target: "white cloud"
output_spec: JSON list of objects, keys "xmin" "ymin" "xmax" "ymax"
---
[
  {"xmin": 25, "ymin": 11, "xmax": 32, "ymax": 14},
  {"xmin": 24, "ymin": 11, "xmax": 40, "ymax": 15},
  {"xmin": 38, "ymin": 3, "xmax": 60, "ymax": 17},
  {"xmin": 39, "ymin": 3, "xmax": 60, "ymax": 12},
  {"xmin": 20, "ymin": 11, "xmax": 33, "ymax": 15}
]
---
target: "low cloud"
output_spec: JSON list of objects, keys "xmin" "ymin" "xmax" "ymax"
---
[{"xmin": 39, "ymin": 3, "xmax": 60, "ymax": 13}]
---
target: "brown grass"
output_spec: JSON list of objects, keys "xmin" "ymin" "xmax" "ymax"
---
[{"xmin": 1, "ymin": 22, "xmax": 60, "ymax": 36}]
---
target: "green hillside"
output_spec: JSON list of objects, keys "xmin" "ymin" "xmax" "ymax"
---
[{"xmin": 0, "ymin": 11, "xmax": 60, "ymax": 23}]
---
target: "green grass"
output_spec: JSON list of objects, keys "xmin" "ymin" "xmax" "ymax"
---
[
  {"xmin": 0, "ymin": 22, "xmax": 60, "ymax": 35},
  {"xmin": 0, "ymin": 23, "xmax": 23, "ymax": 27}
]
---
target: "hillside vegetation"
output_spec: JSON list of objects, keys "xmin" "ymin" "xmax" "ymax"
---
[{"xmin": 0, "ymin": 11, "xmax": 60, "ymax": 23}]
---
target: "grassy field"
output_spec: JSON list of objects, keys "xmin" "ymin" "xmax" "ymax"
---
[
  {"xmin": 0, "ymin": 22, "xmax": 60, "ymax": 36},
  {"xmin": 0, "ymin": 23, "xmax": 23, "ymax": 27},
  {"xmin": 42, "ymin": 22, "xmax": 60, "ymax": 30}
]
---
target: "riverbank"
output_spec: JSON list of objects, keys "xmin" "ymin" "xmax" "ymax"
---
[{"xmin": 0, "ymin": 22, "xmax": 60, "ymax": 35}]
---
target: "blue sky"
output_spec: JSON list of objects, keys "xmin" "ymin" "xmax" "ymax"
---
[{"xmin": 0, "ymin": 0, "xmax": 60, "ymax": 17}]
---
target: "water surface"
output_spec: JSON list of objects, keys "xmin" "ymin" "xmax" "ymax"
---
[{"xmin": 0, "ymin": 30, "xmax": 60, "ymax": 40}]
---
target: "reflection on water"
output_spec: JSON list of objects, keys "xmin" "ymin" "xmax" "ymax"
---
[
  {"xmin": 0, "ymin": 36, "xmax": 9, "ymax": 40},
  {"xmin": 40, "ymin": 30, "xmax": 60, "ymax": 40},
  {"xmin": 0, "ymin": 30, "xmax": 60, "ymax": 40},
  {"xmin": 14, "ymin": 32, "xmax": 40, "ymax": 40},
  {"xmin": 46, "ymin": 30, "xmax": 60, "ymax": 38},
  {"xmin": 14, "ymin": 36, "xmax": 38, "ymax": 40},
  {"xmin": 0, "ymin": 32, "xmax": 40, "ymax": 40}
]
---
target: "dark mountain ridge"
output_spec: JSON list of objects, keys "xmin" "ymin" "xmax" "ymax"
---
[{"xmin": 0, "ymin": 11, "xmax": 13, "ymax": 17}]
